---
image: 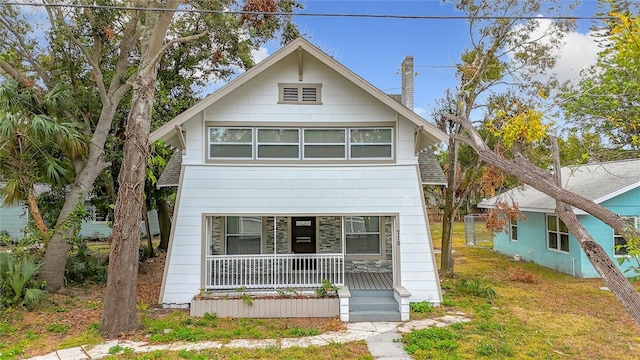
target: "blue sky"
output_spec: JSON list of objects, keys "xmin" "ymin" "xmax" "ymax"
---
[{"xmin": 253, "ymin": 0, "xmax": 605, "ymax": 118}]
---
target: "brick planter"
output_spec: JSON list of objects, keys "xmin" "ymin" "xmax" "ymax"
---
[{"xmin": 190, "ymin": 296, "xmax": 339, "ymax": 318}]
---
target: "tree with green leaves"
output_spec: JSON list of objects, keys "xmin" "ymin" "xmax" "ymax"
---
[
  {"xmin": 444, "ymin": 0, "xmax": 640, "ymax": 327},
  {"xmin": 0, "ymin": 79, "xmax": 86, "ymax": 240},
  {"xmin": 561, "ymin": 1, "xmax": 640, "ymax": 152},
  {"xmin": 0, "ymin": 0, "xmax": 300, "ymax": 300}
]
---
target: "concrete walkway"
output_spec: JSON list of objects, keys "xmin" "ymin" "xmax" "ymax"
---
[{"xmin": 26, "ymin": 315, "xmax": 470, "ymax": 360}]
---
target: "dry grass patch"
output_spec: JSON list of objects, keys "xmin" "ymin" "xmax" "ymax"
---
[{"xmin": 426, "ymin": 221, "xmax": 640, "ymax": 359}]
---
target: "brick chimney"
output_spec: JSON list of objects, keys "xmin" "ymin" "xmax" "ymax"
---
[{"xmin": 401, "ymin": 56, "xmax": 414, "ymax": 111}]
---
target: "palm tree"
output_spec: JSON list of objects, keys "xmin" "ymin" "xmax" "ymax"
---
[{"xmin": 0, "ymin": 79, "xmax": 86, "ymax": 240}]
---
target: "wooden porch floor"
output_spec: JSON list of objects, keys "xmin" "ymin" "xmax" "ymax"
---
[{"xmin": 345, "ymin": 272, "xmax": 393, "ymax": 290}]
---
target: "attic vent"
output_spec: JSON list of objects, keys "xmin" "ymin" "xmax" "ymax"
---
[{"xmin": 279, "ymin": 83, "xmax": 322, "ymax": 105}]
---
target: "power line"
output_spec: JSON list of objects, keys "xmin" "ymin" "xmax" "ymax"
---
[{"xmin": 0, "ymin": 1, "xmax": 615, "ymax": 21}]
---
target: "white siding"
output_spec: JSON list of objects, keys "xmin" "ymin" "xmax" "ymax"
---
[{"xmin": 162, "ymin": 164, "xmax": 440, "ymax": 304}]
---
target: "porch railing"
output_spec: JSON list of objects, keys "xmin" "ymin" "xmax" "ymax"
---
[{"xmin": 205, "ymin": 254, "xmax": 344, "ymax": 290}]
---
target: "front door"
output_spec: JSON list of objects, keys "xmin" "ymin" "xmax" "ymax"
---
[{"xmin": 291, "ymin": 217, "xmax": 316, "ymax": 270}]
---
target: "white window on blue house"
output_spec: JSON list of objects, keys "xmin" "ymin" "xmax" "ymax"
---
[
  {"xmin": 509, "ymin": 218, "xmax": 518, "ymax": 242},
  {"xmin": 209, "ymin": 127, "xmax": 253, "ymax": 159},
  {"xmin": 226, "ymin": 216, "xmax": 262, "ymax": 255},
  {"xmin": 345, "ymin": 216, "xmax": 381, "ymax": 255},
  {"xmin": 547, "ymin": 214, "xmax": 569, "ymax": 252},
  {"xmin": 614, "ymin": 217, "xmax": 638, "ymax": 256}
]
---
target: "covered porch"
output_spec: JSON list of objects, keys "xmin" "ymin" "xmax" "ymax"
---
[{"xmin": 204, "ymin": 215, "xmax": 397, "ymax": 291}]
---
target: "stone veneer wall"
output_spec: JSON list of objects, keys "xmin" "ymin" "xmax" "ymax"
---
[
  {"xmin": 318, "ymin": 216, "xmax": 342, "ymax": 253},
  {"xmin": 265, "ymin": 217, "xmax": 289, "ymax": 254},
  {"xmin": 344, "ymin": 216, "xmax": 393, "ymax": 273},
  {"xmin": 209, "ymin": 216, "xmax": 222, "ymax": 255}
]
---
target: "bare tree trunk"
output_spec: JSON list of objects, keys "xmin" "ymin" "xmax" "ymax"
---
[
  {"xmin": 100, "ymin": 1, "xmax": 178, "ymax": 337},
  {"xmin": 157, "ymin": 197, "xmax": 171, "ymax": 251},
  {"xmin": 440, "ymin": 137, "xmax": 459, "ymax": 277},
  {"xmin": 548, "ymin": 137, "xmax": 640, "ymax": 327},
  {"xmin": 26, "ymin": 186, "xmax": 49, "ymax": 239}
]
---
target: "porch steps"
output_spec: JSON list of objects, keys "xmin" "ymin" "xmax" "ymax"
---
[{"xmin": 349, "ymin": 290, "xmax": 400, "ymax": 322}]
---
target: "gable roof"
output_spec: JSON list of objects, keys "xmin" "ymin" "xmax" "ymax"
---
[
  {"xmin": 150, "ymin": 37, "xmax": 447, "ymax": 147},
  {"xmin": 478, "ymin": 158, "xmax": 640, "ymax": 214},
  {"xmin": 418, "ymin": 149, "xmax": 447, "ymax": 185}
]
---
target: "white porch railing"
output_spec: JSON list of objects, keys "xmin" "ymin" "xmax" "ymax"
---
[{"xmin": 205, "ymin": 254, "xmax": 344, "ymax": 290}]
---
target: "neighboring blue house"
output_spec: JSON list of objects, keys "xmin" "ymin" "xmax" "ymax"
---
[
  {"xmin": 0, "ymin": 182, "xmax": 160, "ymax": 240},
  {"xmin": 478, "ymin": 159, "xmax": 640, "ymax": 278}
]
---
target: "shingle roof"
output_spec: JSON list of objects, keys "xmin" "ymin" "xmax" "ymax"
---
[
  {"xmin": 478, "ymin": 158, "xmax": 640, "ymax": 213},
  {"xmin": 418, "ymin": 149, "xmax": 447, "ymax": 185},
  {"xmin": 156, "ymin": 151, "xmax": 182, "ymax": 188}
]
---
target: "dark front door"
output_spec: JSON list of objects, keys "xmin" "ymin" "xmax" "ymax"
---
[
  {"xmin": 291, "ymin": 217, "xmax": 316, "ymax": 254},
  {"xmin": 291, "ymin": 217, "xmax": 316, "ymax": 270}
]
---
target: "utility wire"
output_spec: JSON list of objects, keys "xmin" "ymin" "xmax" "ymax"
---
[{"xmin": 0, "ymin": 1, "xmax": 615, "ymax": 21}]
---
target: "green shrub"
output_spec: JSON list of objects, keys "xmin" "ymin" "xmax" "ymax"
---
[
  {"xmin": 410, "ymin": 300, "xmax": 435, "ymax": 313},
  {"xmin": 455, "ymin": 278, "xmax": 497, "ymax": 299},
  {"xmin": 315, "ymin": 279, "xmax": 338, "ymax": 298},
  {"xmin": 0, "ymin": 253, "xmax": 46, "ymax": 308},
  {"xmin": 65, "ymin": 243, "xmax": 108, "ymax": 285}
]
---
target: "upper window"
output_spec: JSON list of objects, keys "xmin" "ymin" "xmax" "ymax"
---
[
  {"xmin": 303, "ymin": 129, "xmax": 346, "ymax": 159},
  {"xmin": 509, "ymin": 218, "xmax": 518, "ymax": 242},
  {"xmin": 614, "ymin": 217, "xmax": 638, "ymax": 256},
  {"xmin": 547, "ymin": 214, "xmax": 569, "ymax": 252},
  {"xmin": 208, "ymin": 127, "xmax": 253, "ymax": 159},
  {"xmin": 207, "ymin": 126, "xmax": 393, "ymax": 161},
  {"xmin": 226, "ymin": 216, "xmax": 262, "ymax": 255},
  {"xmin": 279, "ymin": 83, "xmax": 322, "ymax": 104},
  {"xmin": 257, "ymin": 128, "xmax": 300, "ymax": 159},
  {"xmin": 350, "ymin": 128, "xmax": 393, "ymax": 159},
  {"xmin": 345, "ymin": 216, "xmax": 381, "ymax": 255}
]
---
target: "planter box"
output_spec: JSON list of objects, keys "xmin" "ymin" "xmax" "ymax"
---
[{"xmin": 190, "ymin": 296, "xmax": 339, "ymax": 318}]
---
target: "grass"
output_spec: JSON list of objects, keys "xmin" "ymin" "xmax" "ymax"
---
[
  {"xmin": 4, "ymin": 224, "xmax": 640, "ymax": 359},
  {"xmin": 407, "ymin": 221, "xmax": 640, "ymax": 360}
]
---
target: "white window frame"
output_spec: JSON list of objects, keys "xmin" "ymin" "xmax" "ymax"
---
[
  {"xmin": 349, "ymin": 127, "xmax": 394, "ymax": 159},
  {"xmin": 546, "ymin": 214, "xmax": 569, "ymax": 253},
  {"xmin": 302, "ymin": 128, "xmax": 347, "ymax": 160},
  {"xmin": 344, "ymin": 216, "xmax": 382, "ymax": 255},
  {"xmin": 256, "ymin": 128, "xmax": 300, "ymax": 160},
  {"xmin": 207, "ymin": 127, "xmax": 254, "ymax": 159},
  {"xmin": 225, "ymin": 216, "xmax": 262, "ymax": 255},
  {"xmin": 614, "ymin": 216, "xmax": 638, "ymax": 257},
  {"xmin": 509, "ymin": 218, "xmax": 518, "ymax": 242}
]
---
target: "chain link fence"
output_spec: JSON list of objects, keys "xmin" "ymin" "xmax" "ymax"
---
[{"xmin": 464, "ymin": 214, "xmax": 493, "ymax": 246}]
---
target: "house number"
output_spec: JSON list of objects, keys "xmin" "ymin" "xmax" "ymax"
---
[{"xmin": 396, "ymin": 229, "xmax": 400, "ymax": 246}]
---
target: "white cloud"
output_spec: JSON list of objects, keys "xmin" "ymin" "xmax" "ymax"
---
[
  {"xmin": 251, "ymin": 46, "xmax": 270, "ymax": 64},
  {"xmin": 510, "ymin": 18, "xmax": 603, "ymax": 85}
]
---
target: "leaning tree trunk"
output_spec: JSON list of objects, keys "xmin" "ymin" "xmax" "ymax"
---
[{"xmin": 26, "ymin": 186, "xmax": 49, "ymax": 240}]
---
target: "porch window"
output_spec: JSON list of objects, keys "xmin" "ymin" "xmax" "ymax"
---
[
  {"xmin": 208, "ymin": 127, "xmax": 253, "ymax": 159},
  {"xmin": 349, "ymin": 128, "xmax": 393, "ymax": 159},
  {"xmin": 226, "ymin": 216, "xmax": 262, "ymax": 254},
  {"xmin": 345, "ymin": 216, "xmax": 380, "ymax": 255},
  {"xmin": 547, "ymin": 214, "xmax": 569, "ymax": 252},
  {"xmin": 509, "ymin": 218, "xmax": 518, "ymax": 242},
  {"xmin": 303, "ymin": 129, "xmax": 346, "ymax": 159},
  {"xmin": 614, "ymin": 217, "xmax": 638, "ymax": 256},
  {"xmin": 257, "ymin": 128, "xmax": 299, "ymax": 159}
]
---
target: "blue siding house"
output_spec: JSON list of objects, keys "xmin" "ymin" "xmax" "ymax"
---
[{"xmin": 478, "ymin": 159, "xmax": 640, "ymax": 278}]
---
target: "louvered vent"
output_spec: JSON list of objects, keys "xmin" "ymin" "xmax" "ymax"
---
[
  {"xmin": 301, "ymin": 87, "xmax": 317, "ymax": 102},
  {"xmin": 283, "ymin": 87, "xmax": 299, "ymax": 102}
]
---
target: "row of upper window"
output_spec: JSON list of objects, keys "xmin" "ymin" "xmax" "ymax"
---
[
  {"xmin": 207, "ymin": 127, "xmax": 393, "ymax": 160},
  {"xmin": 509, "ymin": 215, "xmax": 638, "ymax": 256},
  {"xmin": 209, "ymin": 216, "xmax": 382, "ymax": 256}
]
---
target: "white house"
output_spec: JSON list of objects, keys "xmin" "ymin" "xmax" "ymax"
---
[{"xmin": 150, "ymin": 37, "xmax": 448, "ymax": 321}]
